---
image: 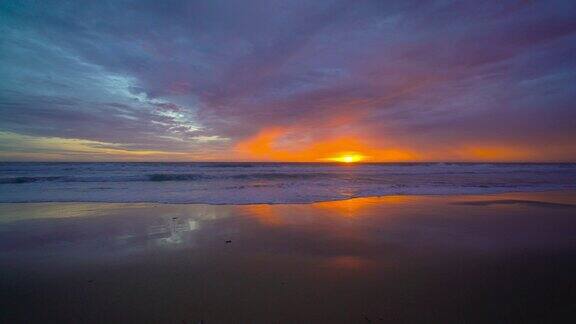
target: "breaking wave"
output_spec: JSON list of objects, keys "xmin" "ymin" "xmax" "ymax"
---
[{"xmin": 1, "ymin": 162, "xmax": 575, "ymax": 204}]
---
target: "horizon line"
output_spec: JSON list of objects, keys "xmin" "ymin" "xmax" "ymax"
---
[{"xmin": 1, "ymin": 161, "xmax": 575, "ymax": 164}]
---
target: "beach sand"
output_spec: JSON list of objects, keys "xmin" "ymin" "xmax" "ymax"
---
[{"xmin": 1, "ymin": 191, "xmax": 576, "ymax": 323}]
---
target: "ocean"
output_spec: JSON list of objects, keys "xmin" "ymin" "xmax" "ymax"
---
[{"xmin": 1, "ymin": 162, "xmax": 575, "ymax": 204}]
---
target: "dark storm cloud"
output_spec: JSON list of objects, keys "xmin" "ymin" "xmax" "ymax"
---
[{"xmin": 0, "ymin": 0, "xmax": 575, "ymax": 160}]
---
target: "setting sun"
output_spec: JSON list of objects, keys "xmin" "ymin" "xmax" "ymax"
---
[{"xmin": 333, "ymin": 153, "xmax": 364, "ymax": 163}]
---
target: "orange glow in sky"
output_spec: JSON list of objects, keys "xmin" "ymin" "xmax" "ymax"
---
[
  {"xmin": 232, "ymin": 125, "xmax": 551, "ymax": 162},
  {"xmin": 235, "ymin": 127, "xmax": 418, "ymax": 162}
]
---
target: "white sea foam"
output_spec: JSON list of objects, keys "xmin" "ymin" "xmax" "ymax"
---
[{"xmin": 0, "ymin": 162, "xmax": 575, "ymax": 204}]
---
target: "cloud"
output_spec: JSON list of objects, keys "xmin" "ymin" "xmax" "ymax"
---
[{"xmin": 1, "ymin": 0, "xmax": 575, "ymax": 161}]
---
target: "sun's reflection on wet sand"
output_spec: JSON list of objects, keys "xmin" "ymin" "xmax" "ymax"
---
[
  {"xmin": 313, "ymin": 195, "xmax": 414, "ymax": 218},
  {"xmin": 243, "ymin": 204, "xmax": 284, "ymax": 226},
  {"xmin": 324, "ymin": 255, "xmax": 369, "ymax": 270}
]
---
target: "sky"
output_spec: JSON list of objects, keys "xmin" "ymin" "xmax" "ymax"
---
[{"xmin": 1, "ymin": 0, "xmax": 575, "ymax": 162}]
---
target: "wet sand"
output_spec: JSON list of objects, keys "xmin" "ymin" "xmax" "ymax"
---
[{"xmin": 1, "ymin": 191, "xmax": 576, "ymax": 323}]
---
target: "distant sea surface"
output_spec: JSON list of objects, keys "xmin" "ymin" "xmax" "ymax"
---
[{"xmin": 0, "ymin": 162, "xmax": 575, "ymax": 204}]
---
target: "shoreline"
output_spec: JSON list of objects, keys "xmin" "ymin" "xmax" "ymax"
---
[{"xmin": 1, "ymin": 188, "xmax": 575, "ymax": 206}]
